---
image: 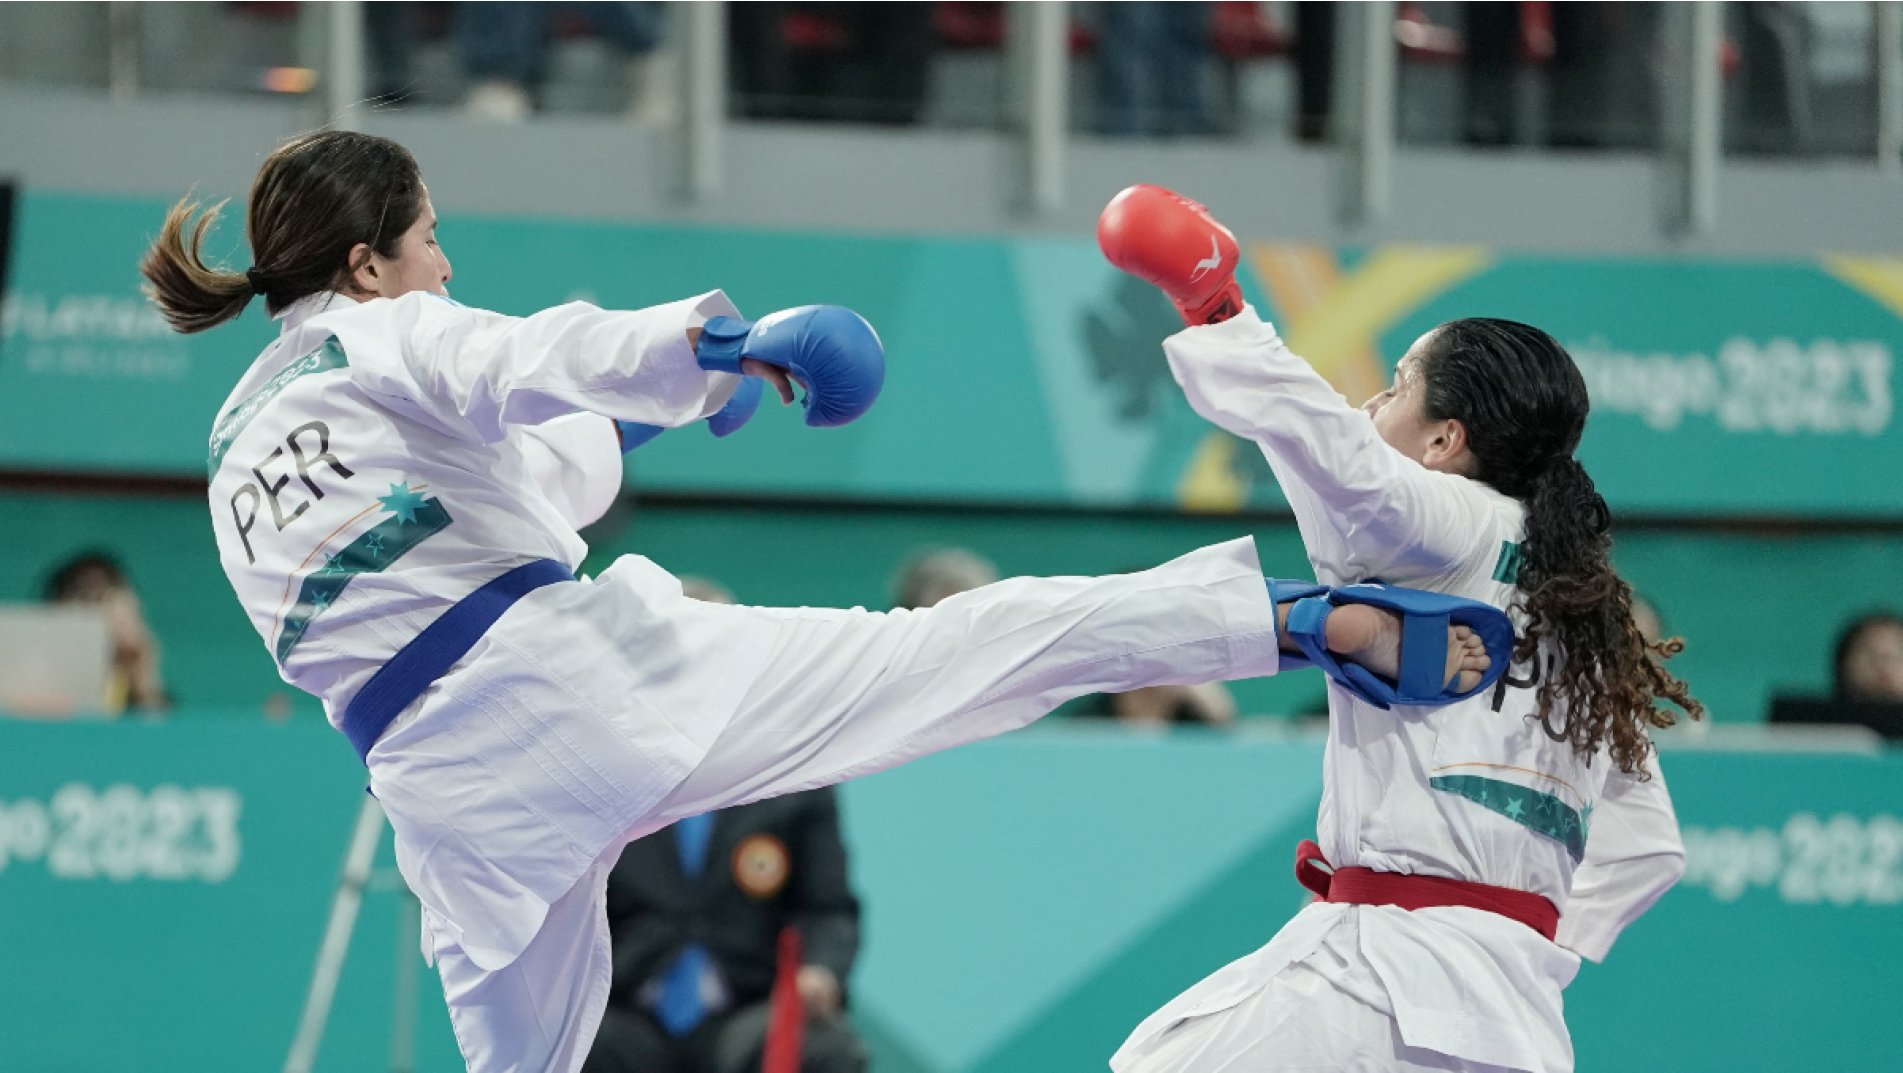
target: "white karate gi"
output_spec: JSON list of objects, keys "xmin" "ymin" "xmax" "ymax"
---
[
  {"xmin": 206, "ymin": 291, "xmax": 1283, "ymax": 1073},
  {"xmin": 1111, "ymin": 308, "xmax": 1686, "ymax": 1073}
]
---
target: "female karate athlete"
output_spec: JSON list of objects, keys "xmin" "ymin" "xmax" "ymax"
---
[
  {"xmin": 141, "ymin": 132, "xmax": 1505, "ymax": 1073},
  {"xmin": 1099, "ymin": 185, "xmax": 1704, "ymax": 1073}
]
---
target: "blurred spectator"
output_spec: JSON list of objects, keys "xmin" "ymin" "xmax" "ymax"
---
[
  {"xmin": 1834, "ymin": 612, "xmax": 1903, "ymax": 704},
  {"xmin": 1290, "ymin": 2, "xmax": 1336, "ymax": 142},
  {"xmin": 41, "ymin": 551, "xmax": 169, "ymax": 715},
  {"xmin": 729, "ymin": 3, "xmax": 934, "ymax": 124},
  {"xmin": 585, "ymin": 786, "xmax": 866, "ymax": 1073},
  {"xmin": 1462, "ymin": 2, "xmax": 1648, "ymax": 149},
  {"xmin": 891, "ymin": 547, "xmax": 998, "ymax": 610},
  {"xmin": 1081, "ymin": 680, "xmax": 1239, "ymax": 728},
  {"xmin": 454, "ymin": 2, "xmax": 666, "ymax": 120},
  {"xmin": 1731, "ymin": 1, "xmax": 1808, "ymax": 155},
  {"xmin": 681, "ymin": 576, "xmax": 737, "ymax": 605},
  {"xmin": 1771, "ymin": 611, "xmax": 1903, "ymax": 739},
  {"xmin": 1096, "ymin": 3, "xmax": 1218, "ymax": 137},
  {"xmin": 364, "ymin": 2, "xmax": 427, "ymax": 106},
  {"xmin": 1629, "ymin": 593, "xmax": 1664, "ymax": 648}
]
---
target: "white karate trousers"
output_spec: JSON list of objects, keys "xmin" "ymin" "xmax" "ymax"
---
[
  {"xmin": 392, "ymin": 538, "xmax": 1279, "ymax": 1073},
  {"xmin": 1112, "ymin": 914, "xmax": 1525, "ymax": 1073}
]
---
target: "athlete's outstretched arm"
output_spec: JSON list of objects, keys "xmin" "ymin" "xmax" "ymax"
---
[
  {"xmin": 1555, "ymin": 753, "xmax": 1686, "ymax": 962},
  {"xmin": 313, "ymin": 289, "xmax": 747, "ymax": 445},
  {"xmin": 1164, "ymin": 309, "xmax": 1500, "ymax": 580},
  {"xmin": 515, "ymin": 414, "xmax": 624, "ymax": 531},
  {"xmin": 1098, "ymin": 185, "xmax": 1498, "ymax": 581}
]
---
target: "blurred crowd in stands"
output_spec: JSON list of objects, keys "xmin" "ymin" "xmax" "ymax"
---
[
  {"xmin": 366, "ymin": 2, "xmax": 1888, "ymax": 153},
  {"xmin": 0, "ymin": 3, "xmax": 1887, "ymax": 155}
]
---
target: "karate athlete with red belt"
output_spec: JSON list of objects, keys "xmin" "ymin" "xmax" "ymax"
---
[{"xmin": 1099, "ymin": 185, "xmax": 1704, "ymax": 1073}]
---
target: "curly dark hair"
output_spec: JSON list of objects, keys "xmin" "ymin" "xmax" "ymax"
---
[{"xmin": 1419, "ymin": 318, "xmax": 1703, "ymax": 775}]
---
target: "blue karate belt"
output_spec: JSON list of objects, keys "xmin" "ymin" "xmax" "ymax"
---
[{"xmin": 341, "ymin": 558, "xmax": 576, "ymax": 765}]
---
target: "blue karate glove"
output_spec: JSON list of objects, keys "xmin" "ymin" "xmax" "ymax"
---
[
  {"xmin": 615, "ymin": 378, "xmax": 765, "ymax": 452},
  {"xmin": 695, "ymin": 306, "xmax": 885, "ymax": 427},
  {"xmin": 615, "ymin": 420, "xmax": 666, "ymax": 452},
  {"xmin": 706, "ymin": 376, "xmax": 765, "ymax": 437}
]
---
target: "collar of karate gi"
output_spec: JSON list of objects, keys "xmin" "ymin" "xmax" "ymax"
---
[{"xmin": 276, "ymin": 291, "xmax": 353, "ymax": 334}]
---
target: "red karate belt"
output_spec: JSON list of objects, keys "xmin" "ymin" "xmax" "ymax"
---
[
  {"xmin": 761, "ymin": 927, "xmax": 805, "ymax": 1073},
  {"xmin": 1294, "ymin": 839, "xmax": 1560, "ymax": 941}
]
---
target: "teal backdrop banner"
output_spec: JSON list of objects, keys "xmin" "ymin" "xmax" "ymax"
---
[
  {"xmin": 2, "ymin": 191, "xmax": 1897, "ymax": 515},
  {"xmin": 0, "ymin": 720, "xmax": 1897, "ymax": 1073},
  {"xmin": 7, "ymin": 488, "xmax": 1900, "ymax": 727}
]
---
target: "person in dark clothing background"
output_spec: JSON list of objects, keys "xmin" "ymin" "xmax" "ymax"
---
[
  {"xmin": 728, "ymin": 2, "xmax": 934, "ymax": 124},
  {"xmin": 583, "ymin": 784, "xmax": 867, "ymax": 1073}
]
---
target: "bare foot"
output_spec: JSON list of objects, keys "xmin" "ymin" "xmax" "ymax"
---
[{"xmin": 1323, "ymin": 605, "xmax": 1491, "ymax": 695}]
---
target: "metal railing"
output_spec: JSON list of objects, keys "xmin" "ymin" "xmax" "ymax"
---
[{"xmin": 24, "ymin": 1, "xmax": 1903, "ymax": 236}]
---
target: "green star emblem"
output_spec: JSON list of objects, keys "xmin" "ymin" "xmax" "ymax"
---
[
  {"xmin": 309, "ymin": 590, "xmax": 332, "ymax": 611},
  {"xmin": 1504, "ymin": 796, "xmax": 1526, "ymax": 820},
  {"xmin": 365, "ymin": 533, "xmax": 386, "ymax": 555},
  {"xmin": 378, "ymin": 482, "xmax": 428, "ymax": 524}
]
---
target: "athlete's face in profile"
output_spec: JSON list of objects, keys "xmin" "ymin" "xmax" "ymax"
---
[
  {"xmin": 1362, "ymin": 344, "xmax": 1434, "ymax": 463},
  {"xmin": 1362, "ymin": 328, "xmax": 1472, "ymax": 475},
  {"xmin": 354, "ymin": 186, "xmax": 452, "ymax": 300}
]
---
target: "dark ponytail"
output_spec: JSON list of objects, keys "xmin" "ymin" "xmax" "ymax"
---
[
  {"xmin": 1420, "ymin": 319, "xmax": 1702, "ymax": 776},
  {"xmin": 141, "ymin": 130, "xmax": 425, "ymax": 334},
  {"xmin": 140, "ymin": 199, "xmax": 256, "ymax": 334}
]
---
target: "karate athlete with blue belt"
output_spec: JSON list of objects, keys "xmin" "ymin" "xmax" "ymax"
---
[
  {"xmin": 144, "ymin": 131, "xmax": 1516, "ymax": 1073},
  {"xmin": 1099, "ymin": 186, "xmax": 1706, "ymax": 1073}
]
